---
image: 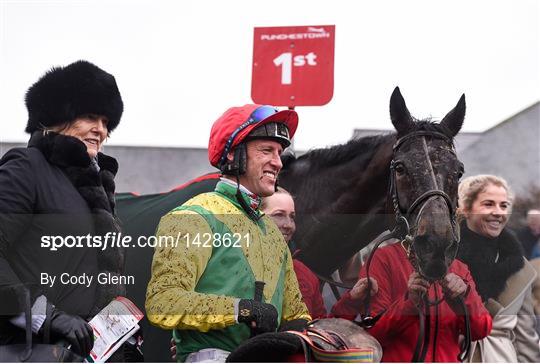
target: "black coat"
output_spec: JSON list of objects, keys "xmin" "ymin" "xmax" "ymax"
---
[
  {"xmin": 457, "ymin": 222, "xmax": 524, "ymax": 301},
  {"xmin": 517, "ymin": 227, "xmax": 540, "ymax": 259},
  {"xmin": 0, "ymin": 132, "xmax": 124, "ymax": 342}
]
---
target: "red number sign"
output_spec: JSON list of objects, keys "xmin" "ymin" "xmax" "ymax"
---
[{"xmin": 251, "ymin": 25, "xmax": 335, "ymax": 107}]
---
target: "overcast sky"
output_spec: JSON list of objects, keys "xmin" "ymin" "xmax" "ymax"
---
[{"xmin": 0, "ymin": 0, "xmax": 538, "ymax": 151}]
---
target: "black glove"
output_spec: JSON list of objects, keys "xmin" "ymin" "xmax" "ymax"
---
[
  {"xmin": 238, "ymin": 299, "xmax": 278, "ymax": 335},
  {"xmin": 46, "ymin": 307, "xmax": 94, "ymax": 357}
]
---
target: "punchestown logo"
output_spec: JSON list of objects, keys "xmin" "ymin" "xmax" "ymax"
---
[{"xmin": 260, "ymin": 27, "xmax": 331, "ymax": 41}]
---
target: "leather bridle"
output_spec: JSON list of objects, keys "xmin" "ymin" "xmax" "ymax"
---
[
  {"xmin": 388, "ymin": 130, "xmax": 461, "ymax": 271},
  {"xmin": 360, "ymin": 130, "xmax": 470, "ymax": 362}
]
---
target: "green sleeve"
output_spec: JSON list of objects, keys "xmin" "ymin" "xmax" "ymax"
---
[{"xmin": 146, "ymin": 211, "xmax": 236, "ymax": 332}]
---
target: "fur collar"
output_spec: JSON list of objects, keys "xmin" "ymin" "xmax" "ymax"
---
[
  {"xmin": 28, "ymin": 131, "xmax": 118, "ymax": 173},
  {"xmin": 457, "ymin": 221, "xmax": 524, "ymax": 301},
  {"xmin": 29, "ymin": 131, "xmax": 125, "ymax": 313}
]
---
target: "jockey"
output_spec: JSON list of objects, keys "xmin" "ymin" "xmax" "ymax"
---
[{"xmin": 146, "ymin": 104, "xmax": 311, "ymax": 362}]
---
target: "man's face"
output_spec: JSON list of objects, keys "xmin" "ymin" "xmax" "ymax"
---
[{"xmin": 239, "ymin": 139, "xmax": 283, "ymax": 197}]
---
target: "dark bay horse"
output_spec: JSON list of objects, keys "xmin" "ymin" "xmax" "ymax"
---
[{"xmin": 279, "ymin": 87, "xmax": 466, "ymax": 279}]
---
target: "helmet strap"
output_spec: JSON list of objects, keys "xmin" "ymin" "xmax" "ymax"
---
[{"xmin": 221, "ymin": 143, "xmax": 247, "ymax": 175}]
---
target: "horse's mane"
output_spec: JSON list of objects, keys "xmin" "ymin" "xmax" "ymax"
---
[
  {"xmin": 289, "ymin": 119, "xmax": 452, "ymax": 174},
  {"xmin": 296, "ymin": 133, "xmax": 393, "ymax": 170}
]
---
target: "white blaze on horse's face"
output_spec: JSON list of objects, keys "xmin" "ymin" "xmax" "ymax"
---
[{"xmin": 241, "ymin": 139, "xmax": 283, "ymax": 197}]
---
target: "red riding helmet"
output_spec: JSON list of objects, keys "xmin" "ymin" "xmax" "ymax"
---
[{"xmin": 208, "ymin": 104, "xmax": 298, "ymax": 173}]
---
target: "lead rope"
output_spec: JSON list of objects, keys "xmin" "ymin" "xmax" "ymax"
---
[
  {"xmin": 359, "ymin": 218, "xmax": 410, "ymax": 328},
  {"xmin": 411, "ymin": 282, "xmax": 448, "ymax": 362},
  {"xmin": 360, "ymin": 229, "xmax": 399, "ymax": 327},
  {"xmin": 432, "ymin": 288, "xmax": 439, "ymax": 362},
  {"xmin": 419, "ymin": 298, "xmax": 431, "ymax": 362},
  {"xmin": 457, "ymin": 296, "xmax": 471, "ymax": 362},
  {"xmin": 411, "ymin": 298, "xmax": 426, "ymax": 362}
]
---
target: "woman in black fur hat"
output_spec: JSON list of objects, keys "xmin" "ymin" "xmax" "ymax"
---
[
  {"xmin": 0, "ymin": 60, "xmax": 139, "ymax": 361},
  {"xmin": 457, "ymin": 174, "xmax": 540, "ymax": 362}
]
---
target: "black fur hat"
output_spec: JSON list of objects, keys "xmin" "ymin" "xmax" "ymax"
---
[{"xmin": 25, "ymin": 60, "xmax": 123, "ymax": 133}]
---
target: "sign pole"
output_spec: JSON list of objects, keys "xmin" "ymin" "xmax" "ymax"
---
[{"xmin": 288, "ymin": 106, "xmax": 295, "ymax": 152}]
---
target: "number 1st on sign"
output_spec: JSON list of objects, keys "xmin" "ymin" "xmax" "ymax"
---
[{"xmin": 273, "ymin": 52, "xmax": 318, "ymax": 85}]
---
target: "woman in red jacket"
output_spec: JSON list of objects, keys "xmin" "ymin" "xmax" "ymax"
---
[
  {"xmin": 261, "ymin": 187, "xmax": 327, "ymax": 319},
  {"xmin": 332, "ymin": 242, "xmax": 492, "ymax": 362}
]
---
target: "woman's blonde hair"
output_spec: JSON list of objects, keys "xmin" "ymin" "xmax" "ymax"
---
[
  {"xmin": 261, "ymin": 186, "xmax": 293, "ymax": 211},
  {"xmin": 458, "ymin": 174, "xmax": 514, "ymax": 216}
]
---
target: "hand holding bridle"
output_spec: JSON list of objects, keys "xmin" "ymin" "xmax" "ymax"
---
[
  {"xmin": 407, "ymin": 272, "xmax": 430, "ymax": 307},
  {"xmin": 440, "ymin": 273, "xmax": 468, "ymax": 300},
  {"xmin": 350, "ymin": 277, "xmax": 378, "ymax": 300}
]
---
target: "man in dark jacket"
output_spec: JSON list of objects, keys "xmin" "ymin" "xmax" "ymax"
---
[
  {"xmin": 0, "ymin": 60, "xmax": 127, "ymax": 359},
  {"xmin": 518, "ymin": 209, "xmax": 540, "ymax": 259}
]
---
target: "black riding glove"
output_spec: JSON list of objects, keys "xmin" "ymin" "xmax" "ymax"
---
[
  {"xmin": 237, "ymin": 299, "xmax": 278, "ymax": 334},
  {"xmin": 46, "ymin": 307, "xmax": 94, "ymax": 357}
]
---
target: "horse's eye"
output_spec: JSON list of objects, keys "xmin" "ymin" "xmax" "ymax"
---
[
  {"xmin": 457, "ymin": 163, "xmax": 465, "ymax": 179},
  {"xmin": 394, "ymin": 163, "xmax": 406, "ymax": 175}
]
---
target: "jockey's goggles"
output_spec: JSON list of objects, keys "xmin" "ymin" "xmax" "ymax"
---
[{"xmin": 218, "ymin": 105, "xmax": 291, "ymax": 167}]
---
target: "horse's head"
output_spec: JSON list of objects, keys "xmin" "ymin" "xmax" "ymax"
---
[{"xmin": 389, "ymin": 87, "xmax": 465, "ymax": 281}]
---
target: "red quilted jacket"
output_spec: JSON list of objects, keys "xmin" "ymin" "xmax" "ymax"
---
[
  {"xmin": 332, "ymin": 243, "xmax": 492, "ymax": 362},
  {"xmin": 293, "ymin": 259, "xmax": 327, "ymax": 319}
]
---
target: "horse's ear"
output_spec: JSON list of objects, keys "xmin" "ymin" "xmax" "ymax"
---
[
  {"xmin": 440, "ymin": 94, "xmax": 466, "ymax": 137},
  {"xmin": 390, "ymin": 86, "xmax": 414, "ymax": 135}
]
